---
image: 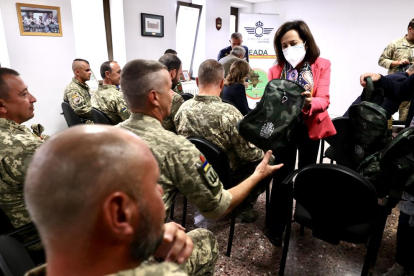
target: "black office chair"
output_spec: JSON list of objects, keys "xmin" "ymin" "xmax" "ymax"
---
[
  {"xmin": 61, "ymin": 102, "xmax": 82, "ymax": 127},
  {"xmin": 0, "ymin": 235, "xmax": 36, "ymax": 276},
  {"xmin": 319, "ymin": 117, "xmax": 352, "ymax": 167},
  {"xmin": 91, "ymin": 108, "xmax": 113, "ymax": 125},
  {"xmin": 279, "ymin": 164, "xmax": 380, "ymax": 276},
  {"xmin": 187, "ymin": 137, "xmax": 236, "ymax": 257},
  {"xmin": 181, "ymin": 93, "xmax": 194, "ymax": 101}
]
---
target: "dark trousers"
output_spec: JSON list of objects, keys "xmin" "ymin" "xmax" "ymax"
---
[
  {"xmin": 395, "ymin": 211, "xmax": 414, "ymax": 271},
  {"xmin": 268, "ymin": 122, "xmax": 320, "ymax": 238}
]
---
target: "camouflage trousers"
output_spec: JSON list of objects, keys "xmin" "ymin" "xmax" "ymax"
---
[
  {"xmin": 399, "ymin": 101, "xmax": 411, "ymax": 121},
  {"xmin": 182, "ymin": 228, "xmax": 218, "ymax": 276}
]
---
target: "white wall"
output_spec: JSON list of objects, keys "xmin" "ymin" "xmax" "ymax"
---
[
  {"xmin": 0, "ymin": 7, "xmax": 11, "ymax": 67},
  {"xmin": 109, "ymin": 0, "xmax": 127, "ymax": 68},
  {"xmin": 0, "ymin": 0, "xmax": 76, "ymax": 134},
  {"xmin": 123, "ymin": 0, "xmax": 176, "ymax": 61},
  {"xmin": 71, "ymin": 0, "xmax": 108, "ymax": 80},
  {"xmin": 252, "ymin": 0, "xmax": 414, "ymax": 116}
]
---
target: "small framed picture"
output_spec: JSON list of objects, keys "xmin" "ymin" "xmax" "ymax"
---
[
  {"xmin": 16, "ymin": 3, "xmax": 62, "ymax": 37},
  {"xmin": 141, "ymin": 13, "xmax": 164, "ymax": 37},
  {"xmin": 181, "ymin": 70, "xmax": 190, "ymax": 81}
]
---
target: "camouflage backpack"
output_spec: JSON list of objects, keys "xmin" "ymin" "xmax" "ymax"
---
[
  {"xmin": 236, "ymin": 79, "xmax": 305, "ymax": 153},
  {"xmin": 359, "ymin": 126, "xmax": 414, "ymax": 198},
  {"xmin": 344, "ymin": 77, "xmax": 392, "ymax": 169}
]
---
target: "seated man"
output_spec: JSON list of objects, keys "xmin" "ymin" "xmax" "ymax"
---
[
  {"xmin": 64, "ymin": 59, "xmax": 93, "ymax": 123},
  {"xmin": 0, "ymin": 68, "xmax": 47, "ymax": 240},
  {"xmin": 24, "ymin": 125, "xmax": 199, "ymax": 276},
  {"xmin": 175, "ymin": 60, "xmax": 270, "ymax": 222},
  {"xmin": 217, "ymin": 32, "xmax": 249, "ymax": 63},
  {"xmin": 219, "ymin": 46, "xmax": 246, "ymax": 77},
  {"xmin": 158, "ymin": 54, "xmax": 185, "ymax": 132},
  {"xmin": 118, "ymin": 59, "xmax": 282, "ymax": 225},
  {"xmin": 92, "ymin": 61, "xmax": 130, "ymax": 124}
]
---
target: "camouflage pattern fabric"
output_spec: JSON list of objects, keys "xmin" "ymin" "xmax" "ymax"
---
[
  {"xmin": 181, "ymin": 229, "xmax": 218, "ymax": 276},
  {"xmin": 118, "ymin": 113, "xmax": 232, "ymax": 220},
  {"xmin": 174, "ymin": 95, "xmax": 263, "ymax": 171},
  {"xmin": 92, "ymin": 85, "xmax": 131, "ymax": 124},
  {"xmin": 399, "ymin": 101, "xmax": 411, "ymax": 121},
  {"xmin": 378, "ymin": 36, "xmax": 414, "ymax": 74},
  {"xmin": 63, "ymin": 78, "xmax": 93, "ymax": 119},
  {"xmin": 162, "ymin": 92, "xmax": 184, "ymax": 133},
  {"xmin": 24, "ymin": 263, "xmax": 187, "ymax": 276},
  {"xmin": 0, "ymin": 118, "xmax": 45, "ymax": 228},
  {"xmin": 236, "ymin": 79, "xmax": 306, "ymax": 154},
  {"xmin": 173, "ymin": 81, "xmax": 183, "ymax": 95}
]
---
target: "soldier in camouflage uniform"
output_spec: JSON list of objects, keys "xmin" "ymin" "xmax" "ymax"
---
[
  {"xmin": 378, "ymin": 19, "xmax": 414, "ymax": 121},
  {"xmin": 0, "ymin": 68, "xmax": 47, "ymax": 246},
  {"xmin": 24, "ymin": 125, "xmax": 195, "ymax": 276},
  {"xmin": 159, "ymin": 54, "xmax": 185, "ymax": 132},
  {"xmin": 175, "ymin": 60, "xmax": 271, "ymax": 222},
  {"xmin": 92, "ymin": 61, "xmax": 130, "ymax": 124},
  {"xmin": 63, "ymin": 59, "xmax": 93, "ymax": 123}
]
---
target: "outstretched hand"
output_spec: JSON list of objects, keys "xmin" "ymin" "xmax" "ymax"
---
[
  {"xmin": 359, "ymin": 73, "xmax": 381, "ymax": 88},
  {"xmin": 253, "ymin": 150, "xmax": 283, "ymax": 180},
  {"xmin": 153, "ymin": 222, "xmax": 194, "ymax": 264}
]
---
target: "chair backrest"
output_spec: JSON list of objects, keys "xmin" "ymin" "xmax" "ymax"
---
[
  {"xmin": 61, "ymin": 102, "xmax": 82, "ymax": 127},
  {"xmin": 187, "ymin": 137, "xmax": 233, "ymax": 188},
  {"xmin": 91, "ymin": 108, "xmax": 113, "ymax": 125},
  {"xmin": 0, "ymin": 209, "xmax": 14, "ymax": 235},
  {"xmin": 181, "ymin": 93, "xmax": 194, "ymax": 101},
  {"xmin": 0, "ymin": 235, "xmax": 35, "ymax": 276},
  {"xmin": 293, "ymin": 164, "xmax": 378, "ymax": 244},
  {"xmin": 324, "ymin": 117, "xmax": 352, "ymax": 167}
]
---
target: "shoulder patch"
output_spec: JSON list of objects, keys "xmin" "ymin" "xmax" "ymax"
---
[
  {"xmin": 73, "ymin": 96, "xmax": 83, "ymax": 105},
  {"xmin": 197, "ymin": 155, "xmax": 219, "ymax": 188}
]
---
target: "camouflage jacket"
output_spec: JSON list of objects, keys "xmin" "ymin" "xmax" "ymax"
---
[
  {"xmin": 118, "ymin": 113, "xmax": 232, "ymax": 219},
  {"xmin": 0, "ymin": 118, "xmax": 45, "ymax": 228},
  {"xmin": 378, "ymin": 36, "xmax": 414, "ymax": 74},
  {"xmin": 92, "ymin": 85, "xmax": 131, "ymax": 124},
  {"xmin": 173, "ymin": 81, "xmax": 183, "ymax": 95},
  {"xmin": 63, "ymin": 78, "xmax": 92, "ymax": 119},
  {"xmin": 24, "ymin": 263, "xmax": 187, "ymax": 276},
  {"xmin": 162, "ymin": 92, "xmax": 184, "ymax": 133},
  {"xmin": 174, "ymin": 95, "xmax": 263, "ymax": 171}
]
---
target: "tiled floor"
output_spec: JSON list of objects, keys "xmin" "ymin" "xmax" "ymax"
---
[{"xmin": 169, "ymin": 179, "xmax": 400, "ymax": 276}]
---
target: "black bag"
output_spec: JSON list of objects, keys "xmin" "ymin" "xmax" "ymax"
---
[
  {"xmin": 236, "ymin": 79, "xmax": 306, "ymax": 153},
  {"xmin": 344, "ymin": 77, "xmax": 391, "ymax": 169},
  {"xmin": 359, "ymin": 126, "xmax": 414, "ymax": 198}
]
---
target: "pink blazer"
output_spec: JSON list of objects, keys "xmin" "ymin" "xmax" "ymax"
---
[{"xmin": 268, "ymin": 57, "xmax": 336, "ymax": 140}]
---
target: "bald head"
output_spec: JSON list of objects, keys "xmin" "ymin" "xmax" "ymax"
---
[
  {"xmin": 197, "ymin": 59, "xmax": 224, "ymax": 88},
  {"xmin": 25, "ymin": 125, "xmax": 161, "ymax": 246}
]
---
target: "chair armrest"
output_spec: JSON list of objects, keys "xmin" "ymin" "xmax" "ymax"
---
[{"xmin": 282, "ymin": 169, "xmax": 299, "ymax": 185}]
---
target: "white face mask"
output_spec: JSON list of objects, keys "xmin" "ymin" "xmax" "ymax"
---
[{"xmin": 282, "ymin": 42, "xmax": 306, "ymax": 68}]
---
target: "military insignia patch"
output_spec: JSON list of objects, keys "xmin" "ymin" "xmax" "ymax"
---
[
  {"xmin": 197, "ymin": 155, "xmax": 219, "ymax": 188},
  {"xmin": 260, "ymin": 122, "xmax": 274, "ymax": 139},
  {"xmin": 73, "ymin": 96, "xmax": 83, "ymax": 105}
]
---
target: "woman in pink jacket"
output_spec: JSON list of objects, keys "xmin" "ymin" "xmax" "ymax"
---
[{"xmin": 267, "ymin": 20, "xmax": 336, "ymax": 245}]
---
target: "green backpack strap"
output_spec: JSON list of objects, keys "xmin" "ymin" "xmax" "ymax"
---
[{"xmin": 364, "ymin": 76, "xmax": 374, "ymax": 102}]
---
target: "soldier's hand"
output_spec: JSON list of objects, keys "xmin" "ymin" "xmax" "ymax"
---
[
  {"xmin": 253, "ymin": 150, "xmax": 283, "ymax": 180},
  {"xmin": 360, "ymin": 73, "xmax": 381, "ymax": 87},
  {"xmin": 301, "ymin": 91, "xmax": 312, "ymax": 108},
  {"xmin": 399, "ymin": 59, "xmax": 410, "ymax": 66},
  {"xmin": 153, "ymin": 222, "xmax": 194, "ymax": 264}
]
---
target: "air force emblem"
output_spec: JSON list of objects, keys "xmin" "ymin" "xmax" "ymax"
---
[{"xmin": 244, "ymin": 21, "xmax": 274, "ymax": 37}]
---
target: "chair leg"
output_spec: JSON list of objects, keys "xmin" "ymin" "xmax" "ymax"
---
[
  {"xmin": 319, "ymin": 139, "xmax": 325, "ymax": 164},
  {"xmin": 170, "ymin": 202, "xmax": 175, "ymax": 220},
  {"xmin": 330, "ymin": 159, "xmax": 333, "ymax": 164},
  {"xmin": 299, "ymin": 224, "xmax": 305, "ymax": 236},
  {"xmin": 361, "ymin": 206, "xmax": 389, "ymax": 276},
  {"xmin": 226, "ymin": 210, "xmax": 236, "ymax": 257},
  {"xmin": 279, "ymin": 206, "xmax": 293, "ymax": 275},
  {"xmin": 181, "ymin": 197, "xmax": 188, "ymax": 228}
]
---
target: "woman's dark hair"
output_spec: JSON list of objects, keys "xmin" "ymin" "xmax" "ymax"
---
[
  {"xmin": 274, "ymin": 20, "xmax": 320, "ymax": 66},
  {"xmin": 225, "ymin": 60, "xmax": 250, "ymax": 86}
]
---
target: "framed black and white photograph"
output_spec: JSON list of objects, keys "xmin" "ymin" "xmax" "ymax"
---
[
  {"xmin": 181, "ymin": 70, "xmax": 191, "ymax": 81},
  {"xmin": 16, "ymin": 3, "xmax": 62, "ymax": 37},
  {"xmin": 141, "ymin": 13, "xmax": 164, "ymax": 37}
]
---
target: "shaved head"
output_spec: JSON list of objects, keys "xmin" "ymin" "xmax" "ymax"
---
[
  {"xmin": 72, "ymin": 58, "xmax": 89, "ymax": 73},
  {"xmin": 25, "ymin": 125, "xmax": 165, "ymax": 260}
]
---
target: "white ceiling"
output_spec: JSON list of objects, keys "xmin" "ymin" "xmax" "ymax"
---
[{"xmin": 241, "ymin": 0, "xmax": 276, "ymax": 3}]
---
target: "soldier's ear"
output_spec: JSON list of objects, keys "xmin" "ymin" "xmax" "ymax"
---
[
  {"xmin": 0, "ymin": 100, "xmax": 7, "ymax": 115},
  {"xmin": 105, "ymin": 71, "xmax": 111, "ymax": 79},
  {"xmin": 170, "ymin": 69, "xmax": 176, "ymax": 80},
  {"xmin": 219, "ymin": 78, "xmax": 225, "ymax": 90}
]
